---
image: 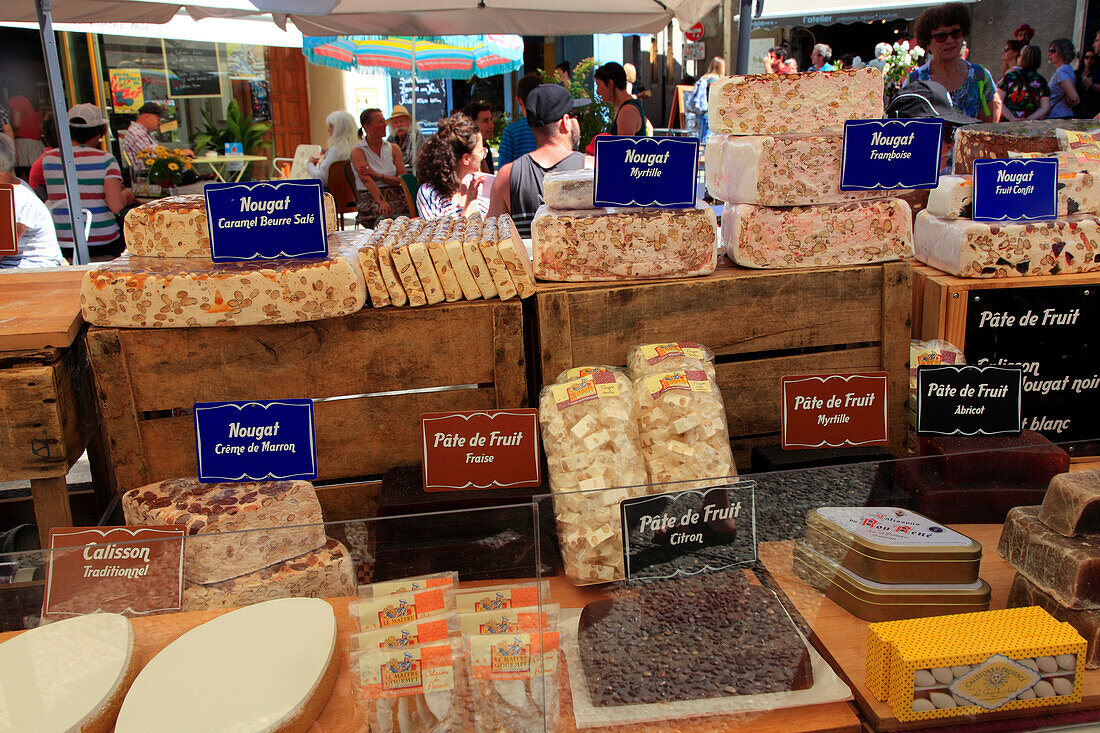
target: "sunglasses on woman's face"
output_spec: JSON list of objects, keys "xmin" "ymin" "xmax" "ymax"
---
[{"xmin": 931, "ymin": 28, "xmax": 964, "ymax": 43}]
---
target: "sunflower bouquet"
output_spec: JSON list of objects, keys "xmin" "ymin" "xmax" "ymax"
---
[{"xmin": 143, "ymin": 146, "xmax": 192, "ymax": 187}]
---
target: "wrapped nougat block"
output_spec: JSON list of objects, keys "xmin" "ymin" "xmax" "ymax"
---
[
  {"xmin": 462, "ymin": 214, "xmax": 498, "ymax": 299},
  {"xmin": 495, "ymin": 214, "xmax": 537, "ymax": 298},
  {"xmin": 543, "ymin": 169, "xmax": 594, "ymax": 210},
  {"xmin": 1058, "ymin": 130, "xmax": 1100, "ymax": 153},
  {"xmin": 627, "ymin": 342, "xmax": 716, "ymax": 381},
  {"xmin": 377, "ymin": 231, "xmax": 409, "ymax": 307},
  {"xmin": 358, "ymin": 222, "xmax": 392, "ymax": 307},
  {"xmin": 634, "ymin": 370, "xmax": 736, "ymax": 489},
  {"xmin": 553, "ymin": 365, "xmax": 627, "ymax": 384},
  {"xmin": 444, "ymin": 217, "xmax": 482, "ymax": 300},
  {"xmin": 1008, "ymin": 150, "xmax": 1100, "ymax": 176},
  {"xmin": 392, "ymin": 220, "xmax": 428, "ymax": 307},
  {"xmin": 538, "ymin": 371, "xmax": 649, "ymax": 585},
  {"xmin": 426, "ymin": 218, "xmax": 464, "ymax": 302},
  {"xmin": 468, "ymin": 632, "xmax": 560, "ymax": 733},
  {"xmin": 478, "ymin": 218, "xmax": 518, "ymax": 300},
  {"xmin": 411, "ymin": 220, "xmax": 446, "ymax": 305},
  {"xmin": 352, "ymin": 641, "xmax": 472, "ymax": 731}
]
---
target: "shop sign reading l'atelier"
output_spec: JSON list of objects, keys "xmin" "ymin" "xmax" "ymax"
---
[
  {"xmin": 204, "ymin": 179, "xmax": 328, "ymax": 261},
  {"xmin": 420, "ymin": 409, "xmax": 541, "ymax": 492},
  {"xmin": 593, "ymin": 136, "xmax": 699, "ymax": 208},
  {"xmin": 781, "ymin": 372, "xmax": 890, "ymax": 449}
]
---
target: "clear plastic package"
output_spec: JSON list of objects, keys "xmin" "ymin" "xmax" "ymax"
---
[
  {"xmin": 538, "ymin": 371, "xmax": 650, "ymax": 584},
  {"xmin": 462, "ymin": 214, "xmax": 498, "ymax": 298},
  {"xmin": 352, "ymin": 640, "xmax": 471, "ymax": 731},
  {"xmin": 634, "ymin": 369, "xmax": 736, "ymax": 489},
  {"xmin": 543, "ymin": 168, "xmax": 594, "ymax": 210},
  {"xmin": 454, "ymin": 581, "xmax": 550, "ymax": 613},
  {"xmin": 909, "ymin": 339, "xmax": 965, "ymax": 390},
  {"xmin": 358, "ymin": 219, "xmax": 393, "ymax": 307},
  {"xmin": 459, "ymin": 605, "xmax": 560, "ymax": 636},
  {"xmin": 627, "ymin": 342, "xmax": 716, "ymax": 380},
  {"xmin": 361, "ymin": 572, "xmax": 459, "ymax": 598},
  {"xmin": 467, "ymin": 631, "xmax": 560, "ymax": 733},
  {"xmin": 426, "ymin": 218, "xmax": 464, "ymax": 302},
  {"xmin": 350, "ymin": 586, "xmax": 457, "ymax": 631},
  {"xmin": 553, "ymin": 365, "xmax": 627, "ymax": 384},
  {"xmin": 478, "ymin": 218, "xmax": 518, "ymax": 300},
  {"xmin": 351, "ymin": 612, "xmax": 460, "ymax": 652},
  {"xmin": 411, "ymin": 221, "xmax": 446, "ymax": 305}
]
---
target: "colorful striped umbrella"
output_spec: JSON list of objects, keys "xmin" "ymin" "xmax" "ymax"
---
[{"xmin": 302, "ymin": 35, "xmax": 524, "ymax": 80}]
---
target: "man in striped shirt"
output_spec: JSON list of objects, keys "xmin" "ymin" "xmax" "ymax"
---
[{"xmin": 43, "ymin": 103, "xmax": 134, "ymax": 258}]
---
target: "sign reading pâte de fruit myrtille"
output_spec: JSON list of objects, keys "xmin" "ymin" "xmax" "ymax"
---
[
  {"xmin": 972, "ymin": 158, "xmax": 1058, "ymax": 222},
  {"xmin": 204, "ymin": 179, "xmax": 328, "ymax": 261},
  {"xmin": 193, "ymin": 399, "xmax": 317, "ymax": 482},
  {"xmin": 916, "ymin": 365, "xmax": 1023, "ymax": 436},
  {"xmin": 781, "ymin": 372, "xmax": 890, "ymax": 449},
  {"xmin": 593, "ymin": 136, "xmax": 699, "ymax": 208},
  {"xmin": 840, "ymin": 118, "xmax": 944, "ymax": 190},
  {"xmin": 621, "ymin": 481, "xmax": 756, "ymax": 582}
]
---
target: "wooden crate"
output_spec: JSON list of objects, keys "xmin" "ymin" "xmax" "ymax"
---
[
  {"xmin": 85, "ymin": 300, "xmax": 527, "ymax": 518},
  {"xmin": 534, "ymin": 261, "xmax": 911, "ymax": 465}
]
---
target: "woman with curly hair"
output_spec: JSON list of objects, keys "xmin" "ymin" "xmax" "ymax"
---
[{"xmin": 415, "ymin": 114, "xmax": 488, "ymax": 220}]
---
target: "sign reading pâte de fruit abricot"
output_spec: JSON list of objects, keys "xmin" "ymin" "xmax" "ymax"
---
[
  {"xmin": 916, "ymin": 364, "xmax": 1023, "ymax": 436},
  {"xmin": 421, "ymin": 409, "xmax": 541, "ymax": 492},
  {"xmin": 972, "ymin": 158, "xmax": 1058, "ymax": 222},
  {"xmin": 840, "ymin": 118, "xmax": 944, "ymax": 190},
  {"xmin": 593, "ymin": 136, "xmax": 699, "ymax": 208},
  {"xmin": 781, "ymin": 372, "xmax": 890, "ymax": 448},
  {"xmin": 193, "ymin": 399, "xmax": 317, "ymax": 482},
  {"xmin": 0, "ymin": 183, "xmax": 17, "ymax": 256},
  {"xmin": 204, "ymin": 179, "xmax": 328, "ymax": 261},
  {"xmin": 44, "ymin": 526, "xmax": 185, "ymax": 617}
]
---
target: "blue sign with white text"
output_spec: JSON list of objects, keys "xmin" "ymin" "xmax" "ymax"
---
[
  {"xmin": 204, "ymin": 179, "xmax": 328, "ymax": 262},
  {"xmin": 972, "ymin": 158, "xmax": 1059, "ymax": 222},
  {"xmin": 193, "ymin": 399, "xmax": 317, "ymax": 482},
  {"xmin": 840, "ymin": 119, "xmax": 944, "ymax": 190},
  {"xmin": 593, "ymin": 136, "xmax": 698, "ymax": 208}
]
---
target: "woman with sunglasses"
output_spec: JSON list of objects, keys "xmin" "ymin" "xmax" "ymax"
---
[
  {"xmin": 907, "ymin": 3, "xmax": 1001, "ymax": 122},
  {"xmin": 1074, "ymin": 44, "xmax": 1098, "ymax": 119},
  {"xmin": 1047, "ymin": 39, "xmax": 1080, "ymax": 119}
]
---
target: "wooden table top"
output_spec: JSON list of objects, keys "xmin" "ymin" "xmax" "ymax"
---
[{"xmin": 0, "ymin": 268, "xmax": 86, "ymax": 351}]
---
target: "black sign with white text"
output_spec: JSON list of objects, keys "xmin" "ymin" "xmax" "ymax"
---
[{"xmin": 916, "ymin": 365, "xmax": 1023, "ymax": 436}]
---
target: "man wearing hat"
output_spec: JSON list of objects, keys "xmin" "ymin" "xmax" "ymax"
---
[
  {"xmin": 487, "ymin": 84, "xmax": 590, "ymax": 238},
  {"xmin": 1014, "ymin": 24, "xmax": 1035, "ymax": 45},
  {"xmin": 121, "ymin": 102, "xmax": 192, "ymax": 173},
  {"xmin": 386, "ymin": 105, "xmax": 425, "ymax": 171}
]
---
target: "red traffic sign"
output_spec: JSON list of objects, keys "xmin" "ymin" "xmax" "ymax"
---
[{"xmin": 685, "ymin": 22, "xmax": 705, "ymax": 42}]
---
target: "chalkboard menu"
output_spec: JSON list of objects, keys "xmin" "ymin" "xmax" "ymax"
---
[
  {"xmin": 964, "ymin": 285, "xmax": 1098, "ymax": 447},
  {"xmin": 165, "ymin": 40, "xmax": 221, "ymax": 97},
  {"xmin": 391, "ymin": 77, "xmax": 448, "ymax": 125}
]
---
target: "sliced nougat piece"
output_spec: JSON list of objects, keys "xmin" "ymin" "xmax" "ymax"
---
[
  {"xmin": 426, "ymin": 217, "xmax": 463, "ymax": 301},
  {"xmin": 462, "ymin": 214, "xmax": 497, "ymax": 299},
  {"xmin": 391, "ymin": 220, "xmax": 427, "ymax": 306},
  {"xmin": 376, "ymin": 233, "xmax": 408, "ymax": 306},
  {"xmin": 479, "ymin": 218, "xmax": 517, "ymax": 301},
  {"xmin": 444, "ymin": 216, "xmax": 482, "ymax": 300},
  {"xmin": 496, "ymin": 214, "xmax": 536, "ymax": 298},
  {"xmin": 357, "ymin": 223, "xmax": 392, "ymax": 308},
  {"xmin": 411, "ymin": 220, "xmax": 446, "ymax": 304}
]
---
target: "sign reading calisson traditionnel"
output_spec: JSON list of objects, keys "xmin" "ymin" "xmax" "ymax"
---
[
  {"xmin": 593, "ymin": 136, "xmax": 699, "ymax": 208},
  {"xmin": 204, "ymin": 179, "xmax": 328, "ymax": 261}
]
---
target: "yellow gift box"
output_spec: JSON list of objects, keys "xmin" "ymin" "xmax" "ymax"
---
[{"xmin": 868, "ymin": 606, "xmax": 1085, "ymax": 723}]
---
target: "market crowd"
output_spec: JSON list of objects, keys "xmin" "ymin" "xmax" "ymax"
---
[{"xmin": 2, "ymin": 2, "xmax": 1098, "ymax": 270}]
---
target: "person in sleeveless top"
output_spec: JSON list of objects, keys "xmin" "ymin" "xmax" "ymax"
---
[
  {"xmin": 350, "ymin": 107, "xmax": 409, "ymax": 228},
  {"xmin": 594, "ymin": 62, "xmax": 651, "ymax": 137},
  {"xmin": 488, "ymin": 85, "xmax": 592, "ymax": 238}
]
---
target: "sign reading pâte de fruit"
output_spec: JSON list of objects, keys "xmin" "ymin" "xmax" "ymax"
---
[
  {"xmin": 421, "ymin": 409, "xmax": 541, "ymax": 492},
  {"xmin": 44, "ymin": 526, "xmax": 185, "ymax": 617},
  {"xmin": 0, "ymin": 183, "xmax": 17, "ymax": 256},
  {"xmin": 204, "ymin": 179, "xmax": 328, "ymax": 261},
  {"xmin": 781, "ymin": 372, "xmax": 890, "ymax": 448}
]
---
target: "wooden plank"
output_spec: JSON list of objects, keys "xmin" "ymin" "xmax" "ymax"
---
[
  {"xmin": 29, "ymin": 476, "xmax": 72, "ymax": 547},
  {"xmin": 918, "ymin": 276, "xmax": 950, "ymax": 344},
  {"xmin": 133, "ymin": 388, "xmax": 498, "ymax": 489},
  {"xmin": 880, "ymin": 262, "xmax": 911, "ymax": 457},
  {"xmin": 0, "ymin": 362, "xmax": 70, "ymax": 480},
  {"xmin": 731, "ymin": 433, "xmax": 782, "ymax": 473},
  {"xmin": 315, "ymin": 480, "xmax": 381, "ymax": 523},
  {"xmin": 759, "ymin": 525, "xmax": 1100, "ymax": 732},
  {"xmin": 491, "ymin": 301, "xmax": 528, "ymax": 408},
  {"xmin": 535, "ymin": 266, "xmax": 888, "ymax": 381},
  {"xmin": 535, "ymin": 290, "xmax": 573, "ymax": 388},
  {"xmin": 85, "ymin": 328, "xmax": 151, "ymax": 497},
  {"xmin": 0, "ymin": 269, "xmax": 86, "ymax": 350},
  {"xmin": 106, "ymin": 300, "xmax": 521, "ymax": 411}
]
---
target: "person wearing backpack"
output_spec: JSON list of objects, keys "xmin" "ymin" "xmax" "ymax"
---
[{"xmin": 688, "ymin": 57, "xmax": 725, "ymax": 142}]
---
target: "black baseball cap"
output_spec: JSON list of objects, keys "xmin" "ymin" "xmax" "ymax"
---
[
  {"xmin": 138, "ymin": 102, "xmax": 165, "ymax": 117},
  {"xmin": 525, "ymin": 85, "xmax": 590, "ymax": 127},
  {"xmin": 884, "ymin": 80, "xmax": 978, "ymax": 126}
]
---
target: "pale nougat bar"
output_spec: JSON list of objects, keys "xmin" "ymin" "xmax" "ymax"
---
[
  {"xmin": 392, "ymin": 219, "xmax": 427, "ymax": 306},
  {"xmin": 531, "ymin": 204, "xmax": 718, "ymax": 281},
  {"xmin": 478, "ymin": 218, "xmax": 517, "ymax": 300},
  {"xmin": 121, "ymin": 478, "xmax": 326, "ymax": 584},
  {"xmin": 914, "ymin": 210, "xmax": 1100, "ymax": 278},
  {"xmin": 125, "ymin": 193, "xmax": 338, "ymax": 258},
  {"xmin": 707, "ymin": 68, "xmax": 883, "ymax": 136},
  {"xmin": 722, "ymin": 200, "xmax": 913, "ymax": 269},
  {"xmin": 411, "ymin": 220, "xmax": 446, "ymax": 304},
  {"xmin": 539, "ymin": 371, "xmax": 650, "ymax": 585},
  {"xmin": 705, "ymin": 133, "xmax": 891, "ymax": 206},
  {"xmin": 426, "ymin": 217, "xmax": 464, "ymax": 301},
  {"xmin": 445, "ymin": 216, "xmax": 482, "ymax": 300},
  {"xmin": 495, "ymin": 214, "xmax": 537, "ymax": 298},
  {"xmin": 182, "ymin": 538, "xmax": 356, "ymax": 611},
  {"xmin": 634, "ymin": 369, "xmax": 736, "ymax": 490},
  {"xmin": 80, "ymin": 244, "xmax": 366, "ymax": 328},
  {"xmin": 357, "ymin": 220, "xmax": 392, "ymax": 307},
  {"xmin": 462, "ymin": 214, "xmax": 498, "ymax": 298},
  {"xmin": 928, "ymin": 173, "xmax": 1100, "ymax": 219}
]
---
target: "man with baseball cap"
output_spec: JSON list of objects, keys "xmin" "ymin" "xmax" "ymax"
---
[
  {"xmin": 121, "ymin": 102, "xmax": 192, "ymax": 174},
  {"xmin": 488, "ymin": 84, "xmax": 590, "ymax": 237}
]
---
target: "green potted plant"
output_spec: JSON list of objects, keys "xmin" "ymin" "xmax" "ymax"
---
[{"xmin": 193, "ymin": 100, "xmax": 273, "ymax": 180}]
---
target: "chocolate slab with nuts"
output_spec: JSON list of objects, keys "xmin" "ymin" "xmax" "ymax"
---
[{"xmin": 578, "ymin": 572, "xmax": 812, "ymax": 705}]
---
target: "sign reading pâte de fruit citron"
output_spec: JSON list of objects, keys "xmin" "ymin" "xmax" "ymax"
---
[{"xmin": 204, "ymin": 179, "xmax": 328, "ymax": 261}]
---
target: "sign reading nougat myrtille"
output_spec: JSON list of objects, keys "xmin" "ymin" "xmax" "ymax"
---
[
  {"xmin": 204, "ymin": 179, "xmax": 328, "ymax": 261},
  {"xmin": 593, "ymin": 136, "xmax": 698, "ymax": 208}
]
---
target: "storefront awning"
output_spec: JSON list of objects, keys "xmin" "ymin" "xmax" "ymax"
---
[{"xmin": 735, "ymin": 0, "xmax": 978, "ymax": 30}]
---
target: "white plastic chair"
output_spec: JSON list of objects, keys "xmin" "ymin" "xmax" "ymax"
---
[{"xmin": 273, "ymin": 144, "xmax": 322, "ymax": 180}]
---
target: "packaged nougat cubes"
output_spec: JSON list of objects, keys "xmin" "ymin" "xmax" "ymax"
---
[
  {"xmin": 538, "ymin": 371, "xmax": 649, "ymax": 585},
  {"xmin": 634, "ymin": 369, "xmax": 736, "ymax": 489},
  {"xmin": 627, "ymin": 342, "xmax": 716, "ymax": 380}
]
